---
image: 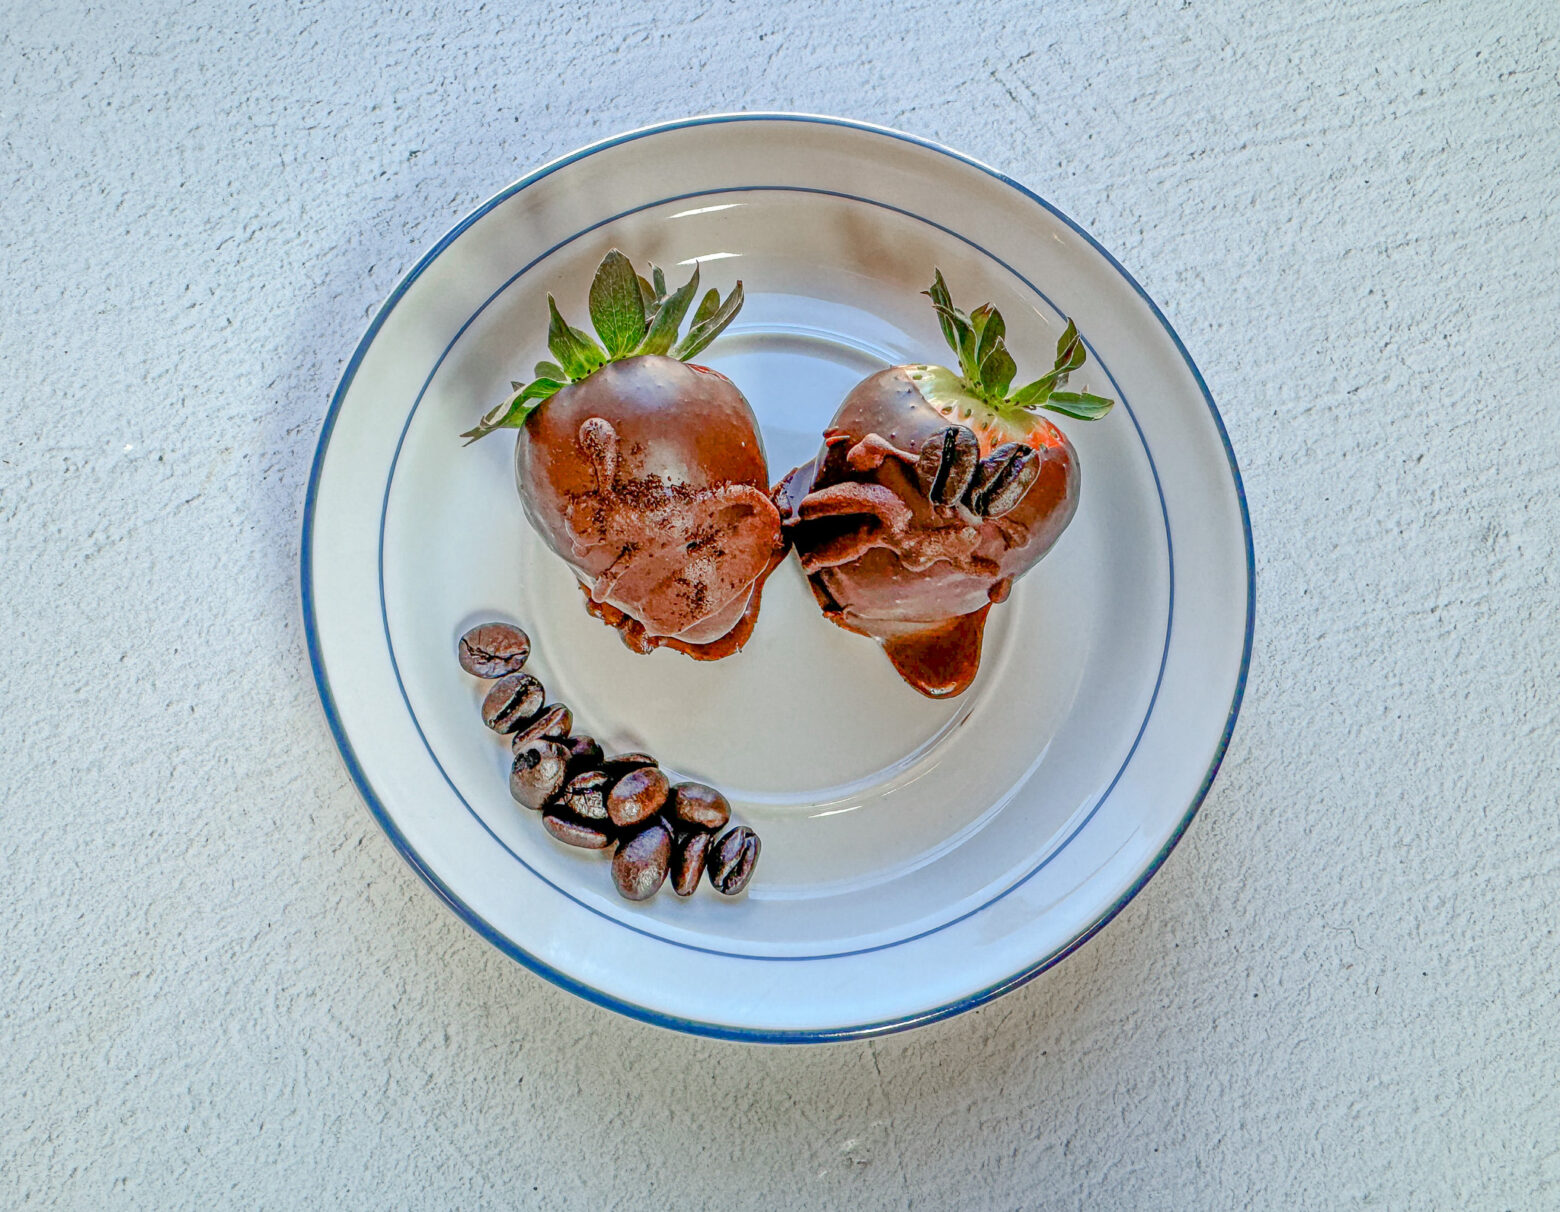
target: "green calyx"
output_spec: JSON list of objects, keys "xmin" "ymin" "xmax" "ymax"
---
[
  {"xmin": 922, "ymin": 269, "xmax": 1114, "ymax": 421},
  {"xmin": 461, "ymin": 249, "xmax": 744, "ymax": 442}
]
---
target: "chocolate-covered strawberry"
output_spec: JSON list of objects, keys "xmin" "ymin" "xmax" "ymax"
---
[
  {"xmin": 463, "ymin": 251, "xmax": 784, "ymax": 658},
  {"xmin": 775, "ymin": 271, "xmax": 1113, "ymax": 698}
]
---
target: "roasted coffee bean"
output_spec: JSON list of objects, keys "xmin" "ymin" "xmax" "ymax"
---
[
  {"xmin": 607, "ymin": 766, "xmax": 670, "ymax": 828},
  {"xmin": 482, "ymin": 672, "xmax": 545, "ymax": 733},
  {"xmin": 510, "ymin": 703, "xmax": 572, "ymax": 751},
  {"xmin": 457, "ymin": 623, "xmax": 531, "ymax": 678},
  {"xmin": 708, "ymin": 826, "xmax": 761, "ymax": 896},
  {"xmin": 612, "ymin": 818, "xmax": 672, "ymax": 901},
  {"xmin": 599, "ymin": 751, "xmax": 658, "ymax": 778},
  {"xmin": 558, "ymin": 769, "xmax": 611, "ymax": 822},
  {"xmin": 968, "ymin": 442, "xmax": 1041, "ymax": 517},
  {"xmin": 668, "ymin": 782, "xmax": 730, "ymax": 833},
  {"xmin": 509, "ymin": 739, "xmax": 569, "ymax": 810},
  {"xmin": 542, "ymin": 809, "xmax": 613, "ymax": 850},
  {"xmin": 563, "ymin": 734, "xmax": 604, "ymax": 773},
  {"xmin": 916, "ymin": 424, "xmax": 981, "ymax": 506},
  {"xmin": 670, "ymin": 829, "xmax": 715, "ymax": 897}
]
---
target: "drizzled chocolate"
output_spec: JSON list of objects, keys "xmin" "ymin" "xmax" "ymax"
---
[
  {"xmin": 775, "ymin": 367, "xmax": 1078, "ymax": 698},
  {"xmin": 516, "ymin": 356, "xmax": 785, "ymax": 658}
]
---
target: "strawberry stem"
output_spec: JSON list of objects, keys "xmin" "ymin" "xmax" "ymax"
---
[
  {"xmin": 922, "ymin": 270, "xmax": 1114, "ymax": 422},
  {"xmin": 462, "ymin": 250, "xmax": 743, "ymax": 443}
]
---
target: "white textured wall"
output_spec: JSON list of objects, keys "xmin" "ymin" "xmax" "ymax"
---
[{"xmin": 4, "ymin": 2, "xmax": 1558, "ymax": 1207}]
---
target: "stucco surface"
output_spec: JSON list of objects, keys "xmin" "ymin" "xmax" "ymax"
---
[{"xmin": 3, "ymin": 2, "xmax": 1558, "ymax": 1208}]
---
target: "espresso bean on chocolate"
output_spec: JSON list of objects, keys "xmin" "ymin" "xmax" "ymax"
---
[
  {"xmin": 509, "ymin": 703, "xmax": 572, "ymax": 751},
  {"xmin": 607, "ymin": 766, "xmax": 670, "ymax": 828},
  {"xmin": 917, "ymin": 424, "xmax": 981, "ymax": 506},
  {"xmin": 708, "ymin": 826, "xmax": 760, "ymax": 896},
  {"xmin": 559, "ymin": 769, "xmax": 611, "ymax": 821},
  {"xmin": 482, "ymin": 672, "xmax": 545, "ymax": 733},
  {"xmin": 668, "ymin": 782, "xmax": 730, "ymax": 832},
  {"xmin": 509, "ymin": 739, "xmax": 569, "ymax": 810},
  {"xmin": 968, "ymin": 443, "xmax": 1041, "ymax": 518},
  {"xmin": 670, "ymin": 829, "xmax": 714, "ymax": 897},
  {"xmin": 457, "ymin": 623, "xmax": 531, "ymax": 678},
  {"xmin": 612, "ymin": 818, "xmax": 672, "ymax": 901}
]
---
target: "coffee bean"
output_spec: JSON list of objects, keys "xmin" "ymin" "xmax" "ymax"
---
[
  {"xmin": 670, "ymin": 829, "xmax": 714, "ymax": 897},
  {"xmin": 708, "ymin": 826, "xmax": 760, "ymax": 896},
  {"xmin": 612, "ymin": 818, "xmax": 672, "ymax": 900},
  {"xmin": 457, "ymin": 623, "xmax": 531, "ymax": 678},
  {"xmin": 607, "ymin": 766, "xmax": 670, "ymax": 828},
  {"xmin": 563, "ymin": 734, "xmax": 604, "ymax": 773},
  {"xmin": 968, "ymin": 442, "xmax": 1041, "ymax": 517},
  {"xmin": 482, "ymin": 672, "xmax": 545, "ymax": 733},
  {"xmin": 509, "ymin": 739, "xmax": 568, "ymax": 810},
  {"xmin": 542, "ymin": 809, "xmax": 613, "ymax": 850},
  {"xmin": 668, "ymin": 782, "xmax": 730, "ymax": 832},
  {"xmin": 559, "ymin": 769, "xmax": 611, "ymax": 821},
  {"xmin": 510, "ymin": 703, "xmax": 572, "ymax": 751},
  {"xmin": 599, "ymin": 752, "xmax": 658, "ymax": 778},
  {"xmin": 917, "ymin": 424, "xmax": 981, "ymax": 506}
]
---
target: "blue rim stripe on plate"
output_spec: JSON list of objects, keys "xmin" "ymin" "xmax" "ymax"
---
[
  {"xmin": 301, "ymin": 112, "xmax": 1255, "ymax": 1042},
  {"xmin": 375, "ymin": 183, "xmax": 1171, "ymax": 961}
]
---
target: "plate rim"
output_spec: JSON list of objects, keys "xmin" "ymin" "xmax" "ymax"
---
[{"xmin": 301, "ymin": 110, "xmax": 1256, "ymax": 1043}]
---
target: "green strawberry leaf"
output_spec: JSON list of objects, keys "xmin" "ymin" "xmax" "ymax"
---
[
  {"xmin": 1010, "ymin": 320, "xmax": 1088, "ymax": 404},
  {"xmin": 1055, "ymin": 318, "xmax": 1080, "ymax": 362},
  {"xmin": 972, "ymin": 305, "xmax": 1006, "ymax": 385},
  {"xmin": 673, "ymin": 281, "xmax": 744, "ymax": 361},
  {"xmin": 459, "ymin": 376, "xmax": 564, "ymax": 443},
  {"xmin": 979, "ymin": 340, "xmax": 1017, "ymax": 400},
  {"xmin": 546, "ymin": 296, "xmax": 606, "ymax": 380},
  {"xmin": 637, "ymin": 263, "xmax": 701, "ymax": 356},
  {"xmin": 690, "ymin": 287, "xmax": 721, "ymax": 330},
  {"xmin": 928, "ymin": 300, "xmax": 971, "ymax": 354},
  {"xmin": 923, "ymin": 270, "xmax": 971, "ymax": 360},
  {"xmin": 966, "ymin": 305, "xmax": 991, "ymax": 369},
  {"xmin": 1043, "ymin": 390, "xmax": 1114, "ymax": 420},
  {"xmin": 1008, "ymin": 371, "xmax": 1058, "ymax": 408},
  {"xmin": 588, "ymin": 249, "xmax": 647, "ymax": 358},
  {"xmin": 1052, "ymin": 320, "xmax": 1086, "ymax": 385},
  {"xmin": 921, "ymin": 275, "xmax": 1115, "ymax": 424},
  {"xmin": 464, "ymin": 251, "xmax": 745, "ymax": 443}
]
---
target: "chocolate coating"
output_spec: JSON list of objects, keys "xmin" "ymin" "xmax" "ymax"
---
[
  {"xmin": 514, "ymin": 356, "xmax": 785, "ymax": 657},
  {"xmin": 776, "ymin": 366, "xmax": 1078, "ymax": 698}
]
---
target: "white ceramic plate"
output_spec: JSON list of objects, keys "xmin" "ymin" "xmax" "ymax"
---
[{"xmin": 303, "ymin": 114, "xmax": 1253, "ymax": 1041}]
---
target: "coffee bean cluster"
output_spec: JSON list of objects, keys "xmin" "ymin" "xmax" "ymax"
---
[
  {"xmin": 915, "ymin": 423, "xmax": 1041, "ymax": 518},
  {"xmin": 458, "ymin": 622, "xmax": 761, "ymax": 902}
]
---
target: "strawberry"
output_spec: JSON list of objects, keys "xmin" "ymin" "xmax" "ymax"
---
[
  {"xmin": 464, "ymin": 250, "xmax": 784, "ymax": 659},
  {"xmin": 774, "ymin": 270, "xmax": 1113, "ymax": 697}
]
